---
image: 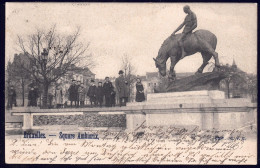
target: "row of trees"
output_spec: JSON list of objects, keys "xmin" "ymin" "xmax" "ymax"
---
[
  {"xmin": 6, "ymin": 25, "xmax": 138, "ymax": 107},
  {"xmin": 7, "ymin": 26, "xmax": 92, "ymax": 108},
  {"xmin": 208, "ymin": 62, "xmax": 257, "ymax": 101}
]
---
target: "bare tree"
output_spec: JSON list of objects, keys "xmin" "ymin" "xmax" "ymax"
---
[
  {"xmin": 121, "ymin": 54, "xmax": 136, "ymax": 101},
  {"xmin": 16, "ymin": 26, "xmax": 92, "ymax": 108},
  {"xmin": 219, "ymin": 64, "xmax": 246, "ymax": 98},
  {"xmin": 7, "ymin": 53, "xmax": 32, "ymax": 106}
]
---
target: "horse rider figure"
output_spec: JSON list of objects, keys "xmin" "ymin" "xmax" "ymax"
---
[{"xmin": 172, "ymin": 5, "xmax": 197, "ymax": 60}]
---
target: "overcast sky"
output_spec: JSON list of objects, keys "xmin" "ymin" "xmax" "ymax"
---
[{"xmin": 6, "ymin": 3, "xmax": 257, "ymax": 78}]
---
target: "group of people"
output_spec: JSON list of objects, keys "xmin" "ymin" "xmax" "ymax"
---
[
  {"xmin": 68, "ymin": 77, "xmax": 116, "ymax": 108},
  {"xmin": 115, "ymin": 70, "xmax": 145, "ymax": 106},
  {"xmin": 67, "ymin": 70, "xmax": 145, "ymax": 108},
  {"xmin": 7, "ymin": 84, "xmax": 40, "ymax": 109},
  {"xmin": 67, "ymin": 80, "xmax": 86, "ymax": 108},
  {"xmin": 86, "ymin": 78, "xmax": 116, "ymax": 107},
  {"xmin": 6, "ymin": 70, "xmax": 146, "ymax": 109}
]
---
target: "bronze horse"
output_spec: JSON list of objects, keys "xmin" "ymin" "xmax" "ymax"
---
[{"xmin": 154, "ymin": 29, "xmax": 220, "ymax": 80}]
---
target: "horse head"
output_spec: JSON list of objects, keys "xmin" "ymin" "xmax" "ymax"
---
[
  {"xmin": 153, "ymin": 35, "xmax": 181, "ymax": 77},
  {"xmin": 153, "ymin": 57, "xmax": 167, "ymax": 77}
]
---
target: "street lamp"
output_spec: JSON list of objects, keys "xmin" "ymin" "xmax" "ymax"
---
[{"xmin": 41, "ymin": 48, "xmax": 48, "ymax": 66}]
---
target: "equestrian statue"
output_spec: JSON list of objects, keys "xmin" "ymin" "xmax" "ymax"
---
[{"xmin": 153, "ymin": 5, "xmax": 221, "ymax": 81}]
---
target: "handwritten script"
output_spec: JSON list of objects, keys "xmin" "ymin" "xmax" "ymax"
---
[{"xmin": 6, "ymin": 124, "xmax": 256, "ymax": 164}]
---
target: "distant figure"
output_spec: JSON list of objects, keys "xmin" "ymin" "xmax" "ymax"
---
[
  {"xmin": 124, "ymin": 80, "xmax": 130, "ymax": 102},
  {"xmin": 28, "ymin": 87, "xmax": 37, "ymax": 107},
  {"xmin": 115, "ymin": 70, "xmax": 128, "ymax": 107},
  {"xmin": 87, "ymin": 79, "xmax": 97, "ymax": 107},
  {"xmin": 7, "ymin": 85, "xmax": 16, "ymax": 109},
  {"xmin": 34, "ymin": 85, "xmax": 40, "ymax": 107},
  {"xmin": 78, "ymin": 83, "xmax": 85, "ymax": 107},
  {"xmin": 68, "ymin": 80, "xmax": 77, "ymax": 107},
  {"xmin": 96, "ymin": 82, "xmax": 104, "ymax": 107},
  {"xmin": 48, "ymin": 86, "xmax": 55, "ymax": 108},
  {"xmin": 135, "ymin": 78, "xmax": 145, "ymax": 102},
  {"xmin": 172, "ymin": 5, "xmax": 197, "ymax": 59},
  {"xmin": 76, "ymin": 81, "xmax": 81, "ymax": 107},
  {"xmin": 55, "ymin": 85, "xmax": 63, "ymax": 108},
  {"xmin": 103, "ymin": 77, "xmax": 113, "ymax": 107},
  {"xmin": 110, "ymin": 88, "xmax": 116, "ymax": 107}
]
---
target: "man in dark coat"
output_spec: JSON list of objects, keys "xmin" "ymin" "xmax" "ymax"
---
[
  {"xmin": 124, "ymin": 80, "xmax": 130, "ymax": 102},
  {"xmin": 75, "ymin": 81, "xmax": 81, "ymax": 108},
  {"xmin": 68, "ymin": 80, "xmax": 77, "ymax": 107},
  {"xmin": 7, "ymin": 85, "xmax": 16, "ymax": 109},
  {"xmin": 87, "ymin": 80, "xmax": 97, "ymax": 107},
  {"xmin": 110, "ymin": 88, "xmax": 116, "ymax": 107},
  {"xmin": 103, "ymin": 77, "xmax": 113, "ymax": 107},
  {"xmin": 34, "ymin": 85, "xmax": 39, "ymax": 107},
  {"xmin": 96, "ymin": 82, "xmax": 104, "ymax": 107},
  {"xmin": 28, "ymin": 87, "xmax": 37, "ymax": 107},
  {"xmin": 115, "ymin": 70, "xmax": 128, "ymax": 106}
]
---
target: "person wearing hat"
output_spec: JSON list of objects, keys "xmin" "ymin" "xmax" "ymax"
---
[
  {"xmin": 55, "ymin": 84, "xmax": 63, "ymax": 108},
  {"xmin": 7, "ymin": 85, "xmax": 16, "ymax": 109},
  {"xmin": 124, "ymin": 80, "xmax": 130, "ymax": 103},
  {"xmin": 135, "ymin": 78, "xmax": 145, "ymax": 102},
  {"xmin": 103, "ymin": 77, "xmax": 114, "ymax": 107},
  {"xmin": 171, "ymin": 5, "xmax": 197, "ymax": 60},
  {"xmin": 87, "ymin": 79, "xmax": 97, "ymax": 107},
  {"xmin": 28, "ymin": 87, "xmax": 38, "ymax": 107},
  {"xmin": 75, "ymin": 81, "xmax": 81, "ymax": 107},
  {"xmin": 115, "ymin": 70, "xmax": 128, "ymax": 107},
  {"xmin": 68, "ymin": 79, "xmax": 77, "ymax": 107},
  {"xmin": 96, "ymin": 82, "xmax": 104, "ymax": 107},
  {"xmin": 78, "ymin": 83, "xmax": 86, "ymax": 107},
  {"xmin": 110, "ymin": 87, "xmax": 116, "ymax": 107}
]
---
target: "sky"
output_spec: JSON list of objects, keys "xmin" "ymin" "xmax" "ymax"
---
[{"xmin": 6, "ymin": 3, "xmax": 257, "ymax": 78}]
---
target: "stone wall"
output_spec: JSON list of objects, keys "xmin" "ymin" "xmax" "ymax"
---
[{"xmin": 33, "ymin": 113, "xmax": 126, "ymax": 128}]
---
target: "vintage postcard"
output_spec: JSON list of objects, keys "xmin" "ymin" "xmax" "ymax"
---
[{"xmin": 5, "ymin": 3, "xmax": 257, "ymax": 164}]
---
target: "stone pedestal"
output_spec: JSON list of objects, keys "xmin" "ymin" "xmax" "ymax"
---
[
  {"xmin": 128, "ymin": 90, "xmax": 225, "ymax": 106},
  {"xmin": 127, "ymin": 90, "xmax": 256, "ymax": 130},
  {"xmin": 126, "ymin": 113, "xmax": 146, "ymax": 131}
]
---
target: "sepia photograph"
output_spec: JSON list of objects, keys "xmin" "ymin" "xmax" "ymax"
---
[{"xmin": 5, "ymin": 2, "xmax": 257, "ymax": 164}]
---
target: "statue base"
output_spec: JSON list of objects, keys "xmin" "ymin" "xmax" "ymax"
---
[
  {"xmin": 126, "ymin": 90, "xmax": 256, "ymax": 130},
  {"xmin": 127, "ymin": 90, "xmax": 251, "ymax": 106},
  {"xmin": 155, "ymin": 71, "xmax": 227, "ymax": 93}
]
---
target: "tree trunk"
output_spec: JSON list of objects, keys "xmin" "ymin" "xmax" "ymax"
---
[
  {"xmin": 227, "ymin": 83, "xmax": 230, "ymax": 99},
  {"xmin": 22, "ymin": 78, "xmax": 25, "ymax": 106},
  {"xmin": 42, "ymin": 82, "xmax": 49, "ymax": 108}
]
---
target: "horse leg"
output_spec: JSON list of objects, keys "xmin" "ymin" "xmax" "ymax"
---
[
  {"xmin": 198, "ymin": 38, "xmax": 220, "ymax": 68},
  {"xmin": 169, "ymin": 56, "xmax": 178, "ymax": 80},
  {"xmin": 207, "ymin": 48, "xmax": 221, "ymax": 71},
  {"xmin": 195, "ymin": 52, "xmax": 212, "ymax": 74},
  {"xmin": 212, "ymin": 51, "xmax": 220, "ymax": 68}
]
